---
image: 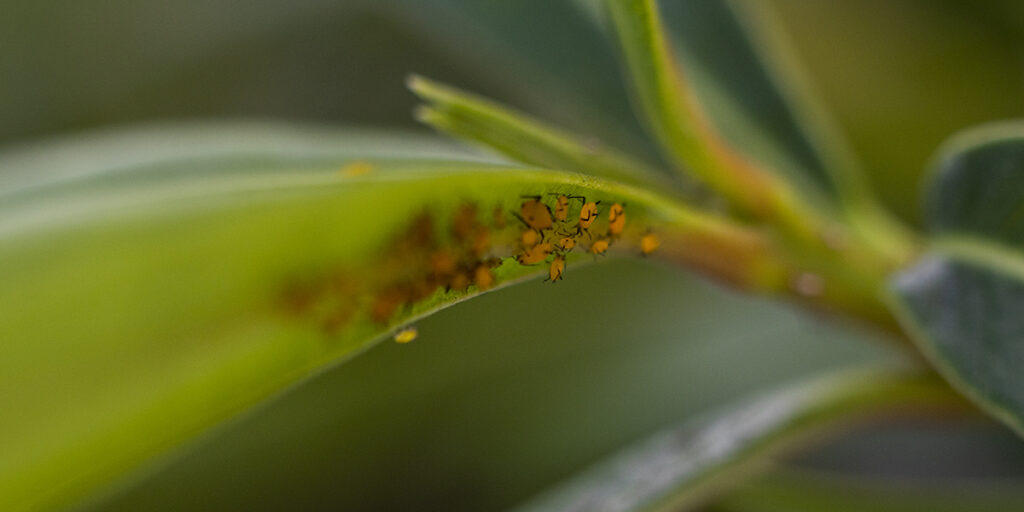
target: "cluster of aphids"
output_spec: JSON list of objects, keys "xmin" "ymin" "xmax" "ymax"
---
[
  {"xmin": 369, "ymin": 204, "xmax": 501, "ymax": 324},
  {"xmin": 285, "ymin": 192, "xmax": 661, "ymax": 334},
  {"xmin": 283, "ymin": 204, "xmax": 501, "ymax": 332},
  {"xmin": 512, "ymin": 194, "xmax": 637, "ymax": 283}
]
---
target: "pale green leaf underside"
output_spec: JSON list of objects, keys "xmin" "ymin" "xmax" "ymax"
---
[
  {"xmin": 890, "ymin": 123, "xmax": 1024, "ymax": 437},
  {"xmin": 513, "ymin": 367, "xmax": 960, "ymax": 512},
  {"xmin": 0, "ymin": 124, "xmax": 704, "ymax": 511}
]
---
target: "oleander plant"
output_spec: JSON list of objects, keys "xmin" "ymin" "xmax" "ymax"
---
[{"xmin": 5, "ymin": 1, "xmax": 1024, "ymax": 510}]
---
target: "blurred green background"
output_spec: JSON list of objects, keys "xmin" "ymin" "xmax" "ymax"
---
[{"xmin": 5, "ymin": 1, "xmax": 1024, "ymax": 510}]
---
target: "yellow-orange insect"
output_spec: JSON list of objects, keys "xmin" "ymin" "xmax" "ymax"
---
[
  {"xmin": 552, "ymin": 194, "xmax": 570, "ymax": 222},
  {"xmin": 641, "ymin": 232, "xmax": 661, "ymax": 256},
  {"xmin": 608, "ymin": 203, "xmax": 626, "ymax": 236},
  {"xmin": 521, "ymin": 229, "xmax": 541, "ymax": 248},
  {"xmin": 452, "ymin": 203, "xmax": 479, "ymax": 240},
  {"xmin": 394, "ymin": 327, "xmax": 418, "ymax": 344},
  {"xmin": 517, "ymin": 242, "xmax": 553, "ymax": 265},
  {"xmin": 518, "ymin": 197, "xmax": 553, "ymax": 231},
  {"xmin": 546, "ymin": 255, "xmax": 565, "ymax": 282},
  {"xmin": 557, "ymin": 236, "xmax": 576, "ymax": 252},
  {"xmin": 474, "ymin": 264, "xmax": 496, "ymax": 290},
  {"xmin": 589, "ymin": 238, "xmax": 610, "ymax": 255},
  {"xmin": 448, "ymin": 272, "xmax": 470, "ymax": 291},
  {"xmin": 578, "ymin": 201, "xmax": 600, "ymax": 232}
]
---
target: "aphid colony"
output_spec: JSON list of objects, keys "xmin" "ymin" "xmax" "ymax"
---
[
  {"xmin": 282, "ymin": 193, "xmax": 660, "ymax": 334},
  {"xmin": 283, "ymin": 204, "xmax": 500, "ymax": 333},
  {"xmin": 368, "ymin": 205, "xmax": 500, "ymax": 324},
  {"xmin": 512, "ymin": 194, "xmax": 632, "ymax": 283}
]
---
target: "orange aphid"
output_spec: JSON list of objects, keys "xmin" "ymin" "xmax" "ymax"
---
[
  {"xmin": 474, "ymin": 264, "xmax": 496, "ymax": 290},
  {"xmin": 578, "ymin": 201, "xmax": 600, "ymax": 230},
  {"xmin": 519, "ymin": 197, "xmax": 553, "ymax": 231},
  {"xmin": 471, "ymin": 229, "xmax": 491, "ymax": 257},
  {"xmin": 552, "ymin": 195, "xmax": 570, "ymax": 222},
  {"xmin": 452, "ymin": 203, "xmax": 479, "ymax": 240},
  {"xmin": 371, "ymin": 287, "xmax": 407, "ymax": 324},
  {"xmin": 449, "ymin": 272, "xmax": 470, "ymax": 291},
  {"xmin": 400, "ymin": 212, "xmax": 435, "ymax": 251},
  {"xmin": 557, "ymin": 236, "xmax": 576, "ymax": 252},
  {"xmin": 429, "ymin": 250, "xmax": 458, "ymax": 277},
  {"xmin": 608, "ymin": 203, "xmax": 626, "ymax": 236},
  {"xmin": 521, "ymin": 229, "xmax": 541, "ymax": 248},
  {"xmin": 547, "ymin": 255, "xmax": 565, "ymax": 282},
  {"xmin": 517, "ymin": 242, "xmax": 553, "ymax": 265},
  {"xmin": 641, "ymin": 232, "xmax": 661, "ymax": 255},
  {"xmin": 589, "ymin": 238, "xmax": 610, "ymax": 255}
]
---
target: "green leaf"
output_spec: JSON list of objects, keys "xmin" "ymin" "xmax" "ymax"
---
[
  {"xmin": 889, "ymin": 122, "xmax": 1024, "ymax": 436},
  {"xmin": 387, "ymin": 0, "xmax": 659, "ymax": 161},
  {"xmin": 512, "ymin": 367, "xmax": 961, "ymax": 512},
  {"xmin": 408, "ymin": 75, "xmax": 678, "ymax": 191},
  {"xmin": 602, "ymin": 0, "xmax": 914, "ymax": 267},
  {"xmin": 602, "ymin": 0, "xmax": 848, "ymax": 250},
  {"xmin": 692, "ymin": 1, "xmax": 913, "ymax": 259},
  {"xmin": 602, "ymin": 0, "xmax": 756, "ymax": 195},
  {"xmin": 759, "ymin": 1, "xmax": 1024, "ymax": 224},
  {"xmin": 0, "ymin": 123, "xmax": 729, "ymax": 510},
  {"xmin": 659, "ymin": 0, "xmax": 845, "ymax": 202}
]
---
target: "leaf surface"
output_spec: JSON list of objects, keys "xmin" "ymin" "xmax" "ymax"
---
[
  {"xmin": 890, "ymin": 123, "xmax": 1024, "ymax": 436},
  {"xmin": 0, "ymin": 123, "xmax": 721, "ymax": 510},
  {"xmin": 513, "ymin": 367, "xmax": 960, "ymax": 512}
]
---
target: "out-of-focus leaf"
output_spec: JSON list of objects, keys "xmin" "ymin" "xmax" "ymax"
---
[
  {"xmin": 89, "ymin": 259, "xmax": 901, "ymax": 511},
  {"xmin": 603, "ymin": 0, "xmax": 851, "ymax": 251},
  {"xmin": 387, "ymin": 0, "xmax": 658, "ymax": 159},
  {"xmin": 659, "ymin": 1, "xmax": 847, "ymax": 204},
  {"xmin": 0, "ymin": 123, "xmax": 727, "ymax": 511},
  {"xmin": 602, "ymin": 0, "xmax": 913, "ymax": 264},
  {"xmin": 762, "ymin": 0, "xmax": 1024, "ymax": 223},
  {"xmin": 712, "ymin": 1, "xmax": 913, "ymax": 259},
  {"xmin": 408, "ymin": 75, "xmax": 677, "ymax": 190},
  {"xmin": 889, "ymin": 122, "xmax": 1024, "ymax": 436},
  {"xmin": 512, "ymin": 367, "xmax": 961, "ymax": 512},
  {"xmin": 716, "ymin": 468, "xmax": 1024, "ymax": 512},
  {"xmin": 602, "ymin": 0, "xmax": 767, "ymax": 201},
  {"xmin": 0, "ymin": 0, "xmax": 654, "ymax": 163}
]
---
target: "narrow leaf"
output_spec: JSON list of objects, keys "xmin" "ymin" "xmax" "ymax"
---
[
  {"xmin": 889, "ymin": 122, "xmax": 1024, "ymax": 436},
  {"xmin": 603, "ymin": 0, "xmax": 768, "ymax": 204},
  {"xmin": 513, "ymin": 367, "xmax": 961, "ymax": 512},
  {"xmin": 603, "ymin": 0, "xmax": 840, "ymax": 248},
  {"xmin": 408, "ymin": 75, "xmax": 676, "ymax": 191},
  {"xmin": 685, "ymin": 1, "xmax": 913, "ymax": 259}
]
